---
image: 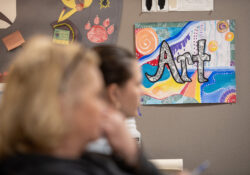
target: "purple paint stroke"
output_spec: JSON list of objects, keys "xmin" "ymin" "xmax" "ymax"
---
[
  {"xmin": 220, "ymin": 89, "xmax": 236, "ymax": 103},
  {"xmin": 230, "ymin": 61, "xmax": 235, "ymax": 66},
  {"xmin": 170, "ymin": 34, "xmax": 190, "ymax": 58}
]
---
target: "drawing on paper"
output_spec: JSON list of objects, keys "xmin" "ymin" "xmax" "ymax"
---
[
  {"xmin": 142, "ymin": 0, "xmax": 168, "ymax": 12},
  {"xmin": 99, "ymin": 0, "xmax": 110, "ymax": 9},
  {"xmin": 84, "ymin": 15, "xmax": 114, "ymax": 43},
  {"xmin": 51, "ymin": 19, "xmax": 82, "ymax": 44},
  {"xmin": 135, "ymin": 20, "xmax": 236, "ymax": 104}
]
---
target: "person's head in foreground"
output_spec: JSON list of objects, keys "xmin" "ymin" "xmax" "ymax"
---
[
  {"xmin": 93, "ymin": 45, "xmax": 143, "ymax": 118},
  {"xmin": 0, "ymin": 36, "xmax": 189, "ymax": 175},
  {"xmin": 0, "ymin": 36, "xmax": 106, "ymax": 159}
]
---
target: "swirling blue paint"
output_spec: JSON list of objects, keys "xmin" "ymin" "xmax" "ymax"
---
[
  {"xmin": 201, "ymin": 71, "xmax": 236, "ymax": 103},
  {"xmin": 201, "ymin": 71, "xmax": 236, "ymax": 93},
  {"xmin": 139, "ymin": 21, "xmax": 198, "ymax": 63},
  {"xmin": 167, "ymin": 27, "xmax": 183, "ymax": 38}
]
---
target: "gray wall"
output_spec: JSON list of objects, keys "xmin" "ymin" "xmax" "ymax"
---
[{"xmin": 117, "ymin": 0, "xmax": 250, "ymax": 175}]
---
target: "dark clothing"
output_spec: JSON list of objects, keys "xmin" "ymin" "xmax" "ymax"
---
[{"xmin": 0, "ymin": 152, "xmax": 162, "ymax": 175}]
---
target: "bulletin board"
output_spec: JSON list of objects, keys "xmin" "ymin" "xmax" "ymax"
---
[{"xmin": 0, "ymin": 0, "xmax": 122, "ymax": 73}]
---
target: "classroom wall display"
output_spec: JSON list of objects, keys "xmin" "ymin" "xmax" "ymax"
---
[
  {"xmin": 142, "ymin": 0, "xmax": 213, "ymax": 12},
  {"xmin": 135, "ymin": 20, "xmax": 236, "ymax": 104},
  {"xmin": 0, "ymin": 0, "xmax": 123, "ymax": 72},
  {"xmin": 52, "ymin": 0, "xmax": 123, "ymax": 47},
  {"xmin": 0, "ymin": 0, "xmax": 16, "ymax": 29}
]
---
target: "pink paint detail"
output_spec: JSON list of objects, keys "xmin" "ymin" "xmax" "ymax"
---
[
  {"xmin": 136, "ymin": 49, "xmax": 143, "ymax": 59},
  {"xmin": 87, "ymin": 25, "xmax": 108, "ymax": 43},
  {"xmin": 76, "ymin": 3, "xmax": 84, "ymax": 11},
  {"xmin": 85, "ymin": 17, "xmax": 114, "ymax": 43},
  {"xmin": 94, "ymin": 15, "xmax": 100, "ymax": 25},
  {"xmin": 103, "ymin": 18, "xmax": 110, "ymax": 27},
  {"xmin": 85, "ymin": 21, "xmax": 91, "ymax": 30},
  {"xmin": 107, "ymin": 24, "xmax": 114, "ymax": 35},
  {"xmin": 135, "ymin": 28, "xmax": 141, "ymax": 34}
]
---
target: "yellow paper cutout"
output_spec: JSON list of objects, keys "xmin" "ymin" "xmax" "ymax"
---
[{"xmin": 58, "ymin": 0, "xmax": 93, "ymax": 23}]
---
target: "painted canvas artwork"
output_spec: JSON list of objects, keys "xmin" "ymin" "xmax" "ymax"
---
[{"xmin": 135, "ymin": 20, "xmax": 236, "ymax": 104}]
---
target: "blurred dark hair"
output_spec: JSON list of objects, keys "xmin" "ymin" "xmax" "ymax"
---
[{"xmin": 93, "ymin": 45, "xmax": 136, "ymax": 87}]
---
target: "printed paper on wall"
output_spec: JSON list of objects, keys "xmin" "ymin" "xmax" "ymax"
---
[
  {"xmin": 0, "ymin": 0, "xmax": 16, "ymax": 29},
  {"xmin": 142, "ymin": 0, "xmax": 213, "ymax": 12},
  {"xmin": 169, "ymin": 0, "xmax": 213, "ymax": 11}
]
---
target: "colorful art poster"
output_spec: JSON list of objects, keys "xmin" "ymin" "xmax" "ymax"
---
[{"xmin": 135, "ymin": 20, "xmax": 236, "ymax": 104}]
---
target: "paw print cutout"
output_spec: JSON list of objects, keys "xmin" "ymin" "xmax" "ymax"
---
[{"xmin": 84, "ymin": 15, "xmax": 114, "ymax": 43}]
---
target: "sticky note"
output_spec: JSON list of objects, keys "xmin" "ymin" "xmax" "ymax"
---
[{"xmin": 2, "ymin": 30, "xmax": 25, "ymax": 51}]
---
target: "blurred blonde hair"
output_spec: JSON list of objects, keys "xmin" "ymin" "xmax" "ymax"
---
[{"xmin": 0, "ymin": 36, "xmax": 99, "ymax": 158}]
